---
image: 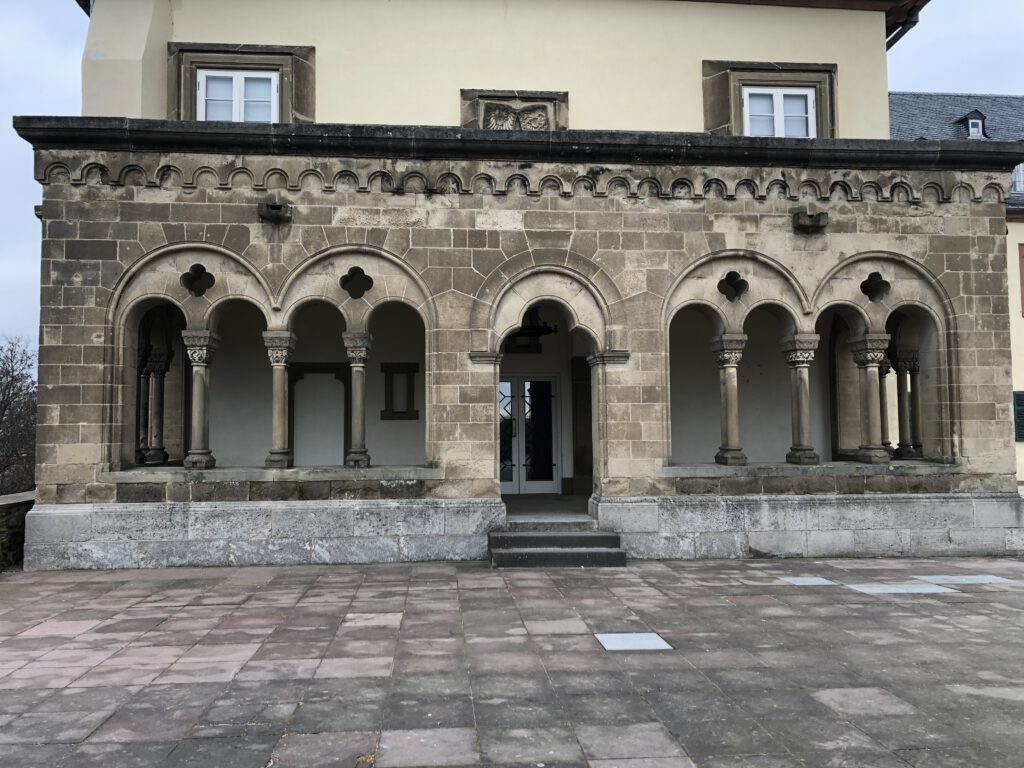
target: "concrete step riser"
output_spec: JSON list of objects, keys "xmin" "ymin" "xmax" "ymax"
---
[
  {"xmin": 489, "ymin": 532, "xmax": 622, "ymax": 549},
  {"xmin": 505, "ymin": 521, "xmax": 597, "ymax": 532}
]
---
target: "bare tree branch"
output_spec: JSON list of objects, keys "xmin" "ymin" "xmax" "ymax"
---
[{"xmin": 0, "ymin": 337, "xmax": 36, "ymax": 495}]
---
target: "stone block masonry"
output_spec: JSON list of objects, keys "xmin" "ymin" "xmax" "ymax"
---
[{"xmin": 13, "ymin": 118, "xmax": 1024, "ymax": 568}]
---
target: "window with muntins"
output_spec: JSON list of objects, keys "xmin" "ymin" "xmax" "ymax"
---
[
  {"xmin": 743, "ymin": 87, "xmax": 816, "ymax": 138},
  {"xmin": 197, "ymin": 69, "xmax": 280, "ymax": 123}
]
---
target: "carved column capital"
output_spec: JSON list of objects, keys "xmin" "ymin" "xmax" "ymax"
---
[
  {"xmin": 850, "ymin": 334, "xmax": 890, "ymax": 367},
  {"xmin": 263, "ymin": 331, "xmax": 296, "ymax": 366},
  {"xmin": 780, "ymin": 334, "xmax": 819, "ymax": 367},
  {"xmin": 891, "ymin": 347, "xmax": 919, "ymax": 374},
  {"xmin": 144, "ymin": 349, "xmax": 171, "ymax": 375},
  {"xmin": 343, "ymin": 331, "xmax": 372, "ymax": 365},
  {"xmin": 182, "ymin": 331, "xmax": 219, "ymax": 366},
  {"xmin": 710, "ymin": 334, "xmax": 747, "ymax": 367}
]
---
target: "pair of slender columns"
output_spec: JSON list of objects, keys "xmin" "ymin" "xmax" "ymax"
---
[
  {"xmin": 892, "ymin": 348, "xmax": 923, "ymax": 459},
  {"xmin": 850, "ymin": 334, "xmax": 892, "ymax": 464},
  {"xmin": 710, "ymin": 333, "xmax": 820, "ymax": 466},
  {"xmin": 182, "ymin": 329, "xmax": 373, "ymax": 470}
]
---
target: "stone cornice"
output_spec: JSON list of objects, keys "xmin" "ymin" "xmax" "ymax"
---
[{"xmin": 13, "ymin": 116, "xmax": 1023, "ymax": 173}]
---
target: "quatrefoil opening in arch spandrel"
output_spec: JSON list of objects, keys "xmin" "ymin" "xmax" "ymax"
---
[
  {"xmin": 341, "ymin": 266, "xmax": 374, "ymax": 299},
  {"xmin": 717, "ymin": 271, "xmax": 749, "ymax": 303},
  {"xmin": 860, "ymin": 272, "xmax": 891, "ymax": 303},
  {"xmin": 180, "ymin": 264, "xmax": 215, "ymax": 297}
]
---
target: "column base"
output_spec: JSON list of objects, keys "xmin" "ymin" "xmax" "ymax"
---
[
  {"xmin": 857, "ymin": 446, "xmax": 891, "ymax": 464},
  {"xmin": 786, "ymin": 448, "xmax": 819, "ymax": 465},
  {"xmin": 345, "ymin": 449, "xmax": 371, "ymax": 468},
  {"xmin": 715, "ymin": 448, "xmax": 747, "ymax": 466},
  {"xmin": 184, "ymin": 452, "xmax": 216, "ymax": 470},
  {"xmin": 265, "ymin": 451, "xmax": 294, "ymax": 469},
  {"xmin": 894, "ymin": 444, "xmax": 922, "ymax": 459},
  {"xmin": 144, "ymin": 448, "xmax": 168, "ymax": 466}
]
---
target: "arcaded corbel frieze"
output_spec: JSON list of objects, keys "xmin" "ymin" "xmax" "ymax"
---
[{"xmin": 28, "ymin": 147, "xmax": 1011, "ymax": 206}]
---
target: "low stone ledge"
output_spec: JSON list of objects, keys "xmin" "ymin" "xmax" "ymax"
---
[
  {"xmin": 595, "ymin": 493, "xmax": 1024, "ymax": 559},
  {"xmin": 24, "ymin": 498, "xmax": 503, "ymax": 570}
]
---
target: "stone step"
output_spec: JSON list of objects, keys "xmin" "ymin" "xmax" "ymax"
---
[
  {"xmin": 505, "ymin": 513, "xmax": 597, "ymax": 532},
  {"xmin": 491, "ymin": 546, "xmax": 627, "ymax": 568},
  {"xmin": 489, "ymin": 531, "xmax": 622, "ymax": 549}
]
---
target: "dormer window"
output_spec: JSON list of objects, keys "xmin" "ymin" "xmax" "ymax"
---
[{"xmin": 968, "ymin": 118, "xmax": 984, "ymax": 139}]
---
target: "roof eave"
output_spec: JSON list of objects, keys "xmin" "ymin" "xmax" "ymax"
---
[{"xmin": 13, "ymin": 116, "xmax": 1024, "ymax": 173}]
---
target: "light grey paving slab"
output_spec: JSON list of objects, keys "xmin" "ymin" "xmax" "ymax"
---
[
  {"xmin": 845, "ymin": 583, "xmax": 958, "ymax": 595},
  {"xmin": 812, "ymin": 687, "xmax": 919, "ymax": 716},
  {"xmin": 376, "ymin": 727, "xmax": 480, "ymax": 767},
  {"xmin": 914, "ymin": 574, "xmax": 1012, "ymax": 585},
  {"xmin": 596, "ymin": 633, "xmax": 673, "ymax": 651},
  {"xmin": 778, "ymin": 577, "xmax": 838, "ymax": 586}
]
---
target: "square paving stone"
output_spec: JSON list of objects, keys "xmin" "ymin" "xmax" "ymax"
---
[
  {"xmin": 812, "ymin": 687, "xmax": 919, "ymax": 716},
  {"xmin": 778, "ymin": 577, "xmax": 838, "ymax": 587},
  {"xmin": 845, "ymin": 584, "xmax": 957, "ymax": 595},
  {"xmin": 524, "ymin": 617, "xmax": 592, "ymax": 635},
  {"xmin": 576, "ymin": 723, "xmax": 686, "ymax": 759},
  {"xmin": 316, "ymin": 657, "xmax": 394, "ymax": 679},
  {"xmin": 478, "ymin": 725, "xmax": 585, "ymax": 763},
  {"xmin": 589, "ymin": 759, "xmax": 696, "ymax": 768},
  {"xmin": 271, "ymin": 731, "xmax": 377, "ymax": 768},
  {"xmin": 915, "ymin": 575, "xmax": 1012, "ymax": 585},
  {"xmin": 376, "ymin": 727, "xmax": 480, "ymax": 766}
]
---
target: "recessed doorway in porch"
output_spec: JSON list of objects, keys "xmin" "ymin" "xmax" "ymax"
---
[{"xmin": 498, "ymin": 301, "xmax": 596, "ymax": 496}]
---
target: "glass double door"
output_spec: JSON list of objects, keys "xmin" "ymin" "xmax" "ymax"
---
[{"xmin": 499, "ymin": 377, "xmax": 560, "ymax": 494}]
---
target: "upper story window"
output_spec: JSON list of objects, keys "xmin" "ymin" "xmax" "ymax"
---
[
  {"xmin": 968, "ymin": 118, "xmax": 984, "ymax": 138},
  {"xmin": 197, "ymin": 70, "xmax": 280, "ymax": 123},
  {"xmin": 169, "ymin": 44, "xmax": 315, "ymax": 124},
  {"xmin": 1012, "ymin": 164, "xmax": 1024, "ymax": 194},
  {"xmin": 742, "ymin": 87, "xmax": 817, "ymax": 138},
  {"xmin": 702, "ymin": 61, "xmax": 836, "ymax": 139}
]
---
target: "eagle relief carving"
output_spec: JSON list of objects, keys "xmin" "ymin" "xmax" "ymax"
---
[{"xmin": 483, "ymin": 102, "xmax": 551, "ymax": 131}]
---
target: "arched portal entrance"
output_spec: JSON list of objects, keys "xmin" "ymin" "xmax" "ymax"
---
[{"xmin": 498, "ymin": 300, "xmax": 597, "ymax": 497}]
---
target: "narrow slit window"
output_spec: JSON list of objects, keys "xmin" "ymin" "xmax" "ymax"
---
[{"xmin": 381, "ymin": 363, "xmax": 419, "ymax": 420}]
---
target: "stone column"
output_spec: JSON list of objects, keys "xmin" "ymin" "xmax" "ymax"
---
[
  {"xmin": 850, "ymin": 334, "xmax": 891, "ymax": 464},
  {"xmin": 344, "ymin": 331, "xmax": 372, "ymax": 468},
  {"xmin": 892, "ymin": 349, "xmax": 920, "ymax": 459},
  {"xmin": 144, "ymin": 349, "xmax": 171, "ymax": 465},
  {"xmin": 909, "ymin": 354, "xmax": 924, "ymax": 456},
  {"xmin": 135, "ymin": 362, "xmax": 151, "ymax": 465},
  {"xmin": 182, "ymin": 331, "xmax": 219, "ymax": 470},
  {"xmin": 878, "ymin": 358, "xmax": 894, "ymax": 455},
  {"xmin": 781, "ymin": 334, "xmax": 819, "ymax": 465},
  {"xmin": 263, "ymin": 331, "xmax": 297, "ymax": 469},
  {"xmin": 711, "ymin": 334, "xmax": 747, "ymax": 466}
]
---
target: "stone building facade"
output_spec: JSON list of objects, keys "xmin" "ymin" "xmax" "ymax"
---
[{"xmin": 15, "ymin": 118, "xmax": 1024, "ymax": 568}]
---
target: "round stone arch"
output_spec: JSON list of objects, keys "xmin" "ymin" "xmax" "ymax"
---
[
  {"xmin": 484, "ymin": 269, "xmax": 610, "ymax": 355},
  {"xmin": 278, "ymin": 245, "xmax": 437, "ymax": 334},
  {"xmin": 662, "ymin": 250, "xmax": 814, "ymax": 336},
  {"xmin": 810, "ymin": 251, "xmax": 957, "ymax": 337},
  {"xmin": 104, "ymin": 243, "xmax": 275, "ymax": 468}
]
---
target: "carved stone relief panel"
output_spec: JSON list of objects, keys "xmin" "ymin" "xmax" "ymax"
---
[{"xmin": 461, "ymin": 89, "xmax": 568, "ymax": 131}]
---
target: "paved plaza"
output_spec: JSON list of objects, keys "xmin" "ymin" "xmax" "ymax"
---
[{"xmin": 1, "ymin": 558, "xmax": 1023, "ymax": 767}]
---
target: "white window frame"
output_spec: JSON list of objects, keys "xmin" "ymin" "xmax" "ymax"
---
[
  {"xmin": 742, "ymin": 86, "xmax": 817, "ymax": 139},
  {"xmin": 196, "ymin": 69, "xmax": 280, "ymax": 123},
  {"xmin": 968, "ymin": 119, "xmax": 984, "ymax": 138},
  {"xmin": 1012, "ymin": 164, "xmax": 1024, "ymax": 193}
]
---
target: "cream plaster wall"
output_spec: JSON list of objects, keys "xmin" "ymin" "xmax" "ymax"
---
[
  {"xmin": 1008, "ymin": 222, "xmax": 1024, "ymax": 484},
  {"xmin": 83, "ymin": 0, "xmax": 891, "ymax": 137},
  {"xmin": 82, "ymin": 0, "xmax": 171, "ymax": 119}
]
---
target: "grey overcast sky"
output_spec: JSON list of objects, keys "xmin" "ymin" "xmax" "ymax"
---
[{"xmin": 1, "ymin": 0, "xmax": 1021, "ymax": 346}]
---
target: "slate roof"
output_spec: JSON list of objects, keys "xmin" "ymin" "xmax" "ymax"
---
[
  {"xmin": 890, "ymin": 92, "xmax": 1024, "ymax": 142},
  {"xmin": 890, "ymin": 92, "xmax": 1024, "ymax": 212}
]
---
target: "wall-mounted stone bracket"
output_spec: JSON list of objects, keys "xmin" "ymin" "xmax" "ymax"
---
[
  {"xmin": 792, "ymin": 209, "xmax": 829, "ymax": 233},
  {"xmin": 258, "ymin": 197, "xmax": 292, "ymax": 224}
]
